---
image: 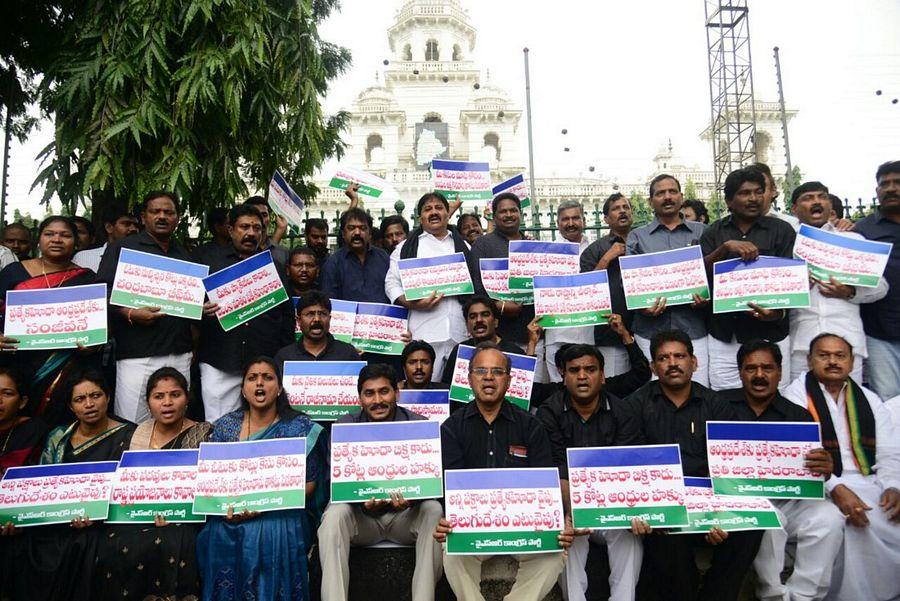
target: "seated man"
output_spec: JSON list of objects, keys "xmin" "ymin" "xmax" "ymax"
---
[
  {"xmin": 273, "ymin": 290, "xmax": 361, "ymax": 371},
  {"xmin": 783, "ymin": 333, "xmax": 900, "ymax": 601},
  {"xmin": 318, "ymin": 364, "xmax": 443, "ymax": 601},
  {"xmin": 434, "ymin": 342, "xmax": 574, "ymax": 601},
  {"xmin": 399, "ymin": 340, "xmax": 444, "ymax": 390},
  {"xmin": 720, "ymin": 340, "xmax": 843, "ymax": 601},
  {"xmin": 536, "ymin": 344, "xmax": 646, "ymax": 601}
]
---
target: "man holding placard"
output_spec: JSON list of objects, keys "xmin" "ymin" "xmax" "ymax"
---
[
  {"xmin": 625, "ymin": 174, "xmax": 710, "ymax": 386},
  {"xmin": 97, "ymin": 191, "xmax": 196, "ymax": 422},
  {"xmin": 617, "ymin": 330, "xmax": 761, "ymax": 601},
  {"xmin": 783, "ymin": 333, "xmax": 900, "ymax": 601},
  {"xmin": 719, "ymin": 340, "xmax": 843, "ymax": 601},
  {"xmin": 319, "ymin": 364, "xmax": 443, "ymax": 601},
  {"xmin": 434, "ymin": 342, "xmax": 571, "ymax": 601},
  {"xmin": 789, "ymin": 181, "xmax": 888, "ymax": 381},
  {"xmin": 273, "ymin": 291, "xmax": 361, "ymax": 370},
  {"xmin": 197, "ymin": 205, "xmax": 295, "ymax": 420},
  {"xmin": 536, "ymin": 344, "xmax": 645, "ymax": 601},
  {"xmin": 385, "ymin": 192, "xmax": 474, "ymax": 379},
  {"xmin": 701, "ymin": 167, "xmax": 797, "ymax": 390}
]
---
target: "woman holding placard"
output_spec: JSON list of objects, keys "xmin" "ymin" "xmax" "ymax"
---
[
  {"xmin": 9, "ymin": 369, "xmax": 134, "ymax": 601},
  {"xmin": 197, "ymin": 356, "xmax": 326, "ymax": 601},
  {"xmin": 0, "ymin": 216, "xmax": 99, "ymax": 427},
  {"xmin": 96, "ymin": 366, "xmax": 212, "ymax": 600}
]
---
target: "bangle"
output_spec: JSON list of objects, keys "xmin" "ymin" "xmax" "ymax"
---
[
  {"xmin": 127, "ymin": 308, "xmax": 134, "ymax": 325},
  {"xmin": 500, "ymin": 301, "xmax": 506, "ymax": 315}
]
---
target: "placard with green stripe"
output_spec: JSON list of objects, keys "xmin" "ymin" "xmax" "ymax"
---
[
  {"xmin": 192, "ymin": 438, "xmax": 306, "ymax": 515},
  {"xmin": 707, "ymin": 421, "xmax": 825, "ymax": 499},
  {"xmin": 479, "ymin": 258, "xmax": 534, "ymax": 304},
  {"xmin": 432, "ymin": 159, "xmax": 492, "ymax": 201},
  {"xmin": 493, "ymin": 174, "xmax": 532, "ymax": 211},
  {"xmin": 619, "ymin": 246, "xmax": 710, "ymax": 310},
  {"xmin": 448, "ymin": 344, "xmax": 536, "ymax": 410},
  {"xmin": 507, "ymin": 240, "xmax": 579, "ymax": 291},
  {"xmin": 712, "ymin": 256, "xmax": 810, "ymax": 313},
  {"xmin": 351, "ymin": 302, "xmax": 409, "ymax": 355},
  {"xmin": 331, "ymin": 421, "xmax": 443, "ymax": 502},
  {"xmin": 398, "ymin": 252, "xmax": 474, "ymax": 300},
  {"xmin": 0, "ymin": 461, "xmax": 118, "ymax": 527},
  {"xmin": 445, "ymin": 468, "xmax": 565, "ymax": 555},
  {"xmin": 673, "ymin": 477, "xmax": 783, "ymax": 533},
  {"xmin": 329, "ymin": 166, "xmax": 391, "ymax": 198},
  {"xmin": 283, "ymin": 361, "xmax": 366, "ymax": 421},
  {"xmin": 203, "ymin": 250, "xmax": 289, "ymax": 332},
  {"xmin": 534, "ymin": 270, "xmax": 611, "ymax": 328},
  {"xmin": 4, "ymin": 283, "xmax": 108, "ymax": 350},
  {"xmin": 794, "ymin": 223, "xmax": 891, "ymax": 287},
  {"xmin": 567, "ymin": 444, "xmax": 689, "ymax": 529},
  {"xmin": 110, "ymin": 248, "xmax": 208, "ymax": 320},
  {"xmin": 107, "ymin": 449, "xmax": 204, "ymax": 524}
]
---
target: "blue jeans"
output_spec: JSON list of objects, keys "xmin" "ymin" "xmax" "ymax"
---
[{"xmin": 864, "ymin": 336, "xmax": 900, "ymax": 399}]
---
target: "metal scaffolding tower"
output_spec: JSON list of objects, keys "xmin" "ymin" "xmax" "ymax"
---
[{"xmin": 705, "ymin": 0, "xmax": 758, "ymax": 194}]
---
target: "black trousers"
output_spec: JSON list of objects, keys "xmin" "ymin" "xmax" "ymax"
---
[{"xmin": 639, "ymin": 530, "xmax": 763, "ymax": 601}]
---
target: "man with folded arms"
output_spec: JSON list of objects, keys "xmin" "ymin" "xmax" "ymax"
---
[
  {"xmin": 783, "ymin": 333, "xmax": 900, "ymax": 601},
  {"xmin": 318, "ymin": 363, "xmax": 443, "ymax": 601}
]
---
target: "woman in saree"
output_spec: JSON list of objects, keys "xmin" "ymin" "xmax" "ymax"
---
[
  {"xmin": 0, "ymin": 216, "xmax": 99, "ymax": 427},
  {"xmin": 197, "ymin": 356, "xmax": 326, "ymax": 601},
  {"xmin": 97, "ymin": 366, "xmax": 212, "ymax": 600},
  {"xmin": 8, "ymin": 368, "xmax": 135, "ymax": 601}
]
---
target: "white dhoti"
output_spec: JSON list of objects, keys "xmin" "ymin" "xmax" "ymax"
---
[
  {"xmin": 198, "ymin": 363, "xmax": 243, "ymax": 422},
  {"xmin": 115, "ymin": 353, "xmax": 192, "ymax": 424},
  {"xmin": 636, "ymin": 335, "xmax": 710, "ymax": 387},
  {"xmin": 562, "ymin": 529, "xmax": 642, "ymax": 601}
]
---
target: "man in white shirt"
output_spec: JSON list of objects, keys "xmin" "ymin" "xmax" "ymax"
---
[
  {"xmin": 788, "ymin": 182, "xmax": 888, "ymax": 381},
  {"xmin": 0, "ymin": 244, "xmax": 16, "ymax": 270},
  {"xmin": 385, "ymin": 192, "xmax": 473, "ymax": 380},
  {"xmin": 783, "ymin": 333, "xmax": 900, "ymax": 601},
  {"xmin": 73, "ymin": 204, "xmax": 139, "ymax": 272}
]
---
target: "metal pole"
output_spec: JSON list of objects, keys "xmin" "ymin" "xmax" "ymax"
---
[
  {"xmin": 0, "ymin": 105, "xmax": 10, "ymax": 226},
  {"xmin": 523, "ymin": 48, "xmax": 538, "ymax": 224},
  {"xmin": 774, "ymin": 46, "xmax": 792, "ymax": 179}
]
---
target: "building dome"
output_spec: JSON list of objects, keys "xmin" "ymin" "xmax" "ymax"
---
[
  {"xmin": 467, "ymin": 82, "xmax": 510, "ymax": 112},
  {"xmin": 355, "ymin": 85, "xmax": 399, "ymax": 114}
]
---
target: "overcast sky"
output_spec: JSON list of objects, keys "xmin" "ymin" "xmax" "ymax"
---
[{"xmin": 6, "ymin": 0, "xmax": 899, "ymax": 217}]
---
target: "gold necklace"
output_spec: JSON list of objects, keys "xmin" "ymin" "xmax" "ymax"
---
[{"xmin": 41, "ymin": 259, "xmax": 72, "ymax": 289}]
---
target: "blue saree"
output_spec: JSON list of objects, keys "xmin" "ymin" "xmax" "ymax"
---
[{"xmin": 197, "ymin": 410, "xmax": 325, "ymax": 601}]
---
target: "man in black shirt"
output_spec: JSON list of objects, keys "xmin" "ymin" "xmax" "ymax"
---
[
  {"xmin": 536, "ymin": 344, "xmax": 646, "ymax": 601},
  {"xmin": 97, "ymin": 190, "xmax": 194, "ymax": 423},
  {"xmin": 399, "ymin": 340, "xmax": 444, "ymax": 390},
  {"xmin": 273, "ymin": 290, "xmax": 361, "ymax": 372},
  {"xmin": 197, "ymin": 205, "xmax": 295, "ymax": 421},
  {"xmin": 435, "ymin": 342, "xmax": 572, "ymax": 601},
  {"xmin": 700, "ymin": 167, "xmax": 797, "ymax": 390},
  {"xmin": 617, "ymin": 330, "xmax": 759, "ymax": 601},
  {"xmin": 719, "ymin": 340, "xmax": 841, "ymax": 601}
]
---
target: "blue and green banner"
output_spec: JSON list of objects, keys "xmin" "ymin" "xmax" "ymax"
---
[
  {"xmin": 108, "ymin": 449, "xmax": 204, "ymax": 524},
  {"xmin": 508, "ymin": 240, "xmax": 580, "ymax": 291},
  {"xmin": 398, "ymin": 389, "xmax": 450, "ymax": 423},
  {"xmin": 794, "ymin": 224, "xmax": 891, "ymax": 287},
  {"xmin": 398, "ymin": 253, "xmax": 474, "ymax": 300},
  {"xmin": 673, "ymin": 477, "xmax": 783, "ymax": 533},
  {"xmin": 533, "ymin": 270, "xmax": 611, "ymax": 328},
  {"xmin": 351, "ymin": 302, "xmax": 409, "ymax": 355},
  {"xmin": 203, "ymin": 250, "xmax": 289, "ymax": 331},
  {"xmin": 713, "ymin": 256, "xmax": 810, "ymax": 313},
  {"xmin": 282, "ymin": 361, "xmax": 366, "ymax": 421},
  {"xmin": 432, "ymin": 159, "xmax": 493, "ymax": 201},
  {"xmin": 619, "ymin": 246, "xmax": 709, "ymax": 310},
  {"xmin": 268, "ymin": 170, "xmax": 306, "ymax": 231},
  {"xmin": 479, "ymin": 258, "xmax": 534, "ymax": 304},
  {"xmin": 4, "ymin": 283, "xmax": 108, "ymax": 350},
  {"xmin": 493, "ymin": 174, "xmax": 531, "ymax": 210},
  {"xmin": 110, "ymin": 248, "xmax": 208, "ymax": 320}
]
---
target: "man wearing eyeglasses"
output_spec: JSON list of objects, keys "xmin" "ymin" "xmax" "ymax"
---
[
  {"xmin": 273, "ymin": 289, "xmax": 361, "ymax": 372},
  {"xmin": 434, "ymin": 342, "xmax": 573, "ymax": 601}
]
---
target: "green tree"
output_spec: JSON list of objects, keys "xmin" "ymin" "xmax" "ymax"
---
[
  {"xmin": 780, "ymin": 165, "xmax": 803, "ymax": 208},
  {"xmin": 34, "ymin": 0, "xmax": 350, "ymax": 224},
  {"xmin": 11, "ymin": 208, "xmax": 38, "ymax": 230},
  {"xmin": 683, "ymin": 178, "xmax": 698, "ymax": 201},
  {"xmin": 628, "ymin": 191, "xmax": 651, "ymax": 226}
]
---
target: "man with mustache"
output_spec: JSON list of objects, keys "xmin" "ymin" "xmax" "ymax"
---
[
  {"xmin": 581, "ymin": 193, "xmax": 635, "ymax": 376},
  {"xmin": 783, "ymin": 333, "xmax": 900, "ymax": 601},
  {"xmin": 305, "ymin": 217, "xmax": 331, "ymax": 266},
  {"xmin": 853, "ymin": 160, "xmax": 900, "ymax": 399},
  {"xmin": 196, "ymin": 205, "xmax": 295, "ymax": 420},
  {"xmin": 434, "ymin": 342, "xmax": 574, "ymax": 601},
  {"xmin": 616, "ymin": 330, "xmax": 759, "ymax": 601},
  {"xmin": 788, "ymin": 181, "xmax": 888, "ymax": 382},
  {"xmin": 318, "ymin": 363, "xmax": 443, "ymax": 601},
  {"xmin": 720, "ymin": 340, "xmax": 842, "ymax": 601},
  {"xmin": 243, "ymin": 196, "xmax": 290, "ymax": 270},
  {"xmin": 701, "ymin": 167, "xmax": 797, "ymax": 390},
  {"xmin": 1, "ymin": 222, "xmax": 33, "ymax": 261},
  {"xmin": 322, "ymin": 207, "xmax": 390, "ymax": 304},
  {"xmin": 385, "ymin": 192, "xmax": 475, "ymax": 380},
  {"xmin": 380, "ymin": 215, "xmax": 409, "ymax": 253},
  {"xmin": 399, "ymin": 340, "xmax": 443, "ymax": 390},
  {"xmin": 750, "ymin": 162, "xmax": 800, "ymax": 229},
  {"xmin": 97, "ymin": 191, "xmax": 194, "ymax": 423},
  {"xmin": 286, "ymin": 246, "xmax": 321, "ymax": 297},
  {"xmin": 626, "ymin": 174, "xmax": 711, "ymax": 386},
  {"xmin": 273, "ymin": 290, "xmax": 361, "ymax": 371}
]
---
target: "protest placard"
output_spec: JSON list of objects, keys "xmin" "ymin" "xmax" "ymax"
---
[
  {"xmin": 707, "ymin": 421, "xmax": 825, "ymax": 499},
  {"xmin": 619, "ymin": 246, "xmax": 710, "ymax": 310},
  {"xmin": 398, "ymin": 389, "xmax": 450, "ymax": 423},
  {"xmin": 398, "ymin": 253, "xmax": 474, "ymax": 301},
  {"xmin": 479, "ymin": 258, "xmax": 534, "ymax": 304},
  {"xmin": 192, "ymin": 438, "xmax": 306, "ymax": 515},
  {"xmin": 508, "ymin": 240, "xmax": 580, "ymax": 291},
  {"xmin": 493, "ymin": 174, "xmax": 532, "ymax": 210},
  {"xmin": 329, "ymin": 166, "xmax": 390, "ymax": 198},
  {"xmin": 567, "ymin": 444, "xmax": 689, "ymax": 529},
  {"xmin": 431, "ymin": 159, "xmax": 492, "ymax": 201},
  {"xmin": 282, "ymin": 361, "xmax": 366, "ymax": 421},
  {"xmin": 794, "ymin": 224, "xmax": 891, "ymax": 287},
  {"xmin": 352, "ymin": 302, "xmax": 409, "ymax": 355},
  {"xmin": 712, "ymin": 256, "xmax": 810, "ymax": 313},
  {"xmin": 673, "ymin": 477, "xmax": 782, "ymax": 534},
  {"xmin": 268, "ymin": 170, "xmax": 306, "ymax": 231},
  {"xmin": 4, "ymin": 283, "xmax": 107, "ymax": 350},
  {"xmin": 203, "ymin": 250, "xmax": 289, "ymax": 332},
  {"xmin": 445, "ymin": 468, "xmax": 565, "ymax": 555},
  {"xmin": 448, "ymin": 345, "xmax": 535, "ymax": 410},
  {"xmin": 533, "ymin": 270, "xmax": 612, "ymax": 328},
  {"xmin": 107, "ymin": 449, "xmax": 203, "ymax": 524},
  {"xmin": 330, "ymin": 421, "xmax": 443, "ymax": 503},
  {"xmin": 110, "ymin": 248, "xmax": 208, "ymax": 319},
  {"xmin": 0, "ymin": 461, "xmax": 118, "ymax": 527}
]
